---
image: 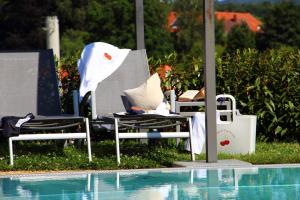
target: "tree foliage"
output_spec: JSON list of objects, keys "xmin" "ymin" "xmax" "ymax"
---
[
  {"xmin": 144, "ymin": 0, "xmax": 174, "ymax": 57},
  {"xmin": 216, "ymin": 1, "xmax": 273, "ymax": 19},
  {"xmin": 225, "ymin": 22, "xmax": 256, "ymax": 53},
  {"xmin": 256, "ymin": 1, "xmax": 300, "ymax": 50},
  {"xmin": 0, "ymin": 0, "xmax": 56, "ymax": 49},
  {"xmin": 172, "ymin": 0, "xmax": 204, "ymax": 58},
  {"xmin": 0, "ymin": 0, "xmax": 173, "ymax": 58}
]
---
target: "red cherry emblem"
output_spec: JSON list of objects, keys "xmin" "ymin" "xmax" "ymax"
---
[
  {"xmin": 220, "ymin": 141, "xmax": 226, "ymax": 146},
  {"xmin": 220, "ymin": 140, "xmax": 230, "ymax": 146}
]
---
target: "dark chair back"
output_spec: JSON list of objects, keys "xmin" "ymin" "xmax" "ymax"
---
[{"xmin": 0, "ymin": 50, "xmax": 61, "ymax": 117}]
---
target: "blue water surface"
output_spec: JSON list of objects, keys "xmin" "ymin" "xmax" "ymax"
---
[{"xmin": 0, "ymin": 167, "xmax": 299, "ymax": 200}]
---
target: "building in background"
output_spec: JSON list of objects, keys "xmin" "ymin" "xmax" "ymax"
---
[
  {"xmin": 215, "ymin": 11, "xmax": 262, "ymax": 33},
  {"xmin": 167, "ymin": 11, "xmax": 262, "ymax": 34}
]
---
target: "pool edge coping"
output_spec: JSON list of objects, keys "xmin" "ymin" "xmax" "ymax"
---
[{"xmin": 0, "ymin": 163, "xmax": 299, "ymax": 178}]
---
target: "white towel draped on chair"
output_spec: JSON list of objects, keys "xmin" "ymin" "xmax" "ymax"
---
[
  {"xmin": 185, "ymin": 112, "xmax": 221, "ymax": 154},
  {"xmin": 78, "ymin": 42, "xmax": 131, "ymax": 99}
]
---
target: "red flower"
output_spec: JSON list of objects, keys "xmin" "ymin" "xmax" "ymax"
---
[
  {"xmin": 104, "ymin": 53, "xmax": 112, "ymax": 60},
  {"xmin": 60, "ymin": 69, "xmax": 69, "ymax": 79},
  {"xmin": 157, "ymin": 64, "xmax": 172, "ymax": 80}
]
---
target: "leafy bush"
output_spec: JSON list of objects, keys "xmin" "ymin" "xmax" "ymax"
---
[
  {"xmin": 149, "ymin": 48, "xmax": 299, "ymax": 141},
  {"xmin": 148, "ymin": 52, "xmax": 204, "ymax": 96},
  {"xmin": 57, "ymin": 51, "xmax": 81, "ymax": 114},
  {"xmin": 217, "ymin": 48, "xmax": 299, "ymax": 141}
]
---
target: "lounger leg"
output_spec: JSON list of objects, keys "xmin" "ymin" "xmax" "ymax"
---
[
  {"xmin": 9, "ymin": 138, "xmax": 14, "ymax": 166},
  {"xmin": 85, "ymin": 118, "xmax": 92, "ymax": 162},
  {"xmin": 139, "ymin": 128, "xmax": 148, "ymax": 144},
  {"xmin": 115, "ymin": 118, "xmax": 121, "ymax": 165},
  {"xmin": 188, "ymin": 117, "xmax": 195, "ymax": 161},
  {"xmin": 176, "ymin": 124, "xmax": 181, "ymax": 147}
]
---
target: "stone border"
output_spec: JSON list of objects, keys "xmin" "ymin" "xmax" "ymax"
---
[{"xmin": 253, "ymin": 163, "xmax": 300, "ymax": 168}]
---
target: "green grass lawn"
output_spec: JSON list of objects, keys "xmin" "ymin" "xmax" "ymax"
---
[{"xmin": 0, "ymin": 140, "xmax": 299, "ymax": 171}]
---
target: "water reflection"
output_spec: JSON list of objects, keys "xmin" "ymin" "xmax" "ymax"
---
[{"xmin": 0, "ymin": 167, "xmax": 299, "ymax": 199}]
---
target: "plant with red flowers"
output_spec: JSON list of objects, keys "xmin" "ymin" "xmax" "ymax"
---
[{"xmin": 57, "ymin": 51, "xmax": 81, "ymax": 114}]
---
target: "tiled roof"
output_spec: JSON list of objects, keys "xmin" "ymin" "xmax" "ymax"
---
[
  {"xmin": 215, "ymin": 11, "xmax": 262, "ymax": 32},
  {"xmin": 167, "ymin": 11, "xmax": 262, "ymax": 33}
]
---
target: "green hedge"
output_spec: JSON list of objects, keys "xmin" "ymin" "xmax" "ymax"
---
[
  {"xmin": 217, "ymin": 48, "xmax": 299, "ymax": 141},
  {"xmin": 149, "ymin": 48, "xmax": 299, "ymax": 141}
]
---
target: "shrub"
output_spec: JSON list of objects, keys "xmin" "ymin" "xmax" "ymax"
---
[
  {"xmin": 217, "ymin": 48, "xmax": 299, "ymax": 141},
  {"xmin": 148, "ymin": 52, "xmax": 204, "ymax": 96},
  {"xmin": 150, "ymin": 48, "xmax": 300, "ymax": 141},
  {"xmin": 57, "ymin": 51, "xmax": 81, "ymax": 114}
]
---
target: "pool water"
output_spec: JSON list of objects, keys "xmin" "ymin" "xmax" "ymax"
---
[{"xmin": 0, "ymin": 167, "xmax": 299, "ymax": 199}]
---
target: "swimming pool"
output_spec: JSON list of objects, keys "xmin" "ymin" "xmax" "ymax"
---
[{"xmin": 0, "ymin": 166, "xmax": 299, "ymax": 199}]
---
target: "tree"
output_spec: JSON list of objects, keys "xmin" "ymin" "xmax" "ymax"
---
[
  {"xmin": 85, "ymin": 0, "xmax": 136, "ymax": 49},
  {"xmin": 256, "ymin": 1, "xmax": 300, "ymax": 50},
  {"xmin": 225, "ymin": 22, "xmax": 256, "ymax": 54},
  {"xmin": 215, "ymin": 19, "xmax": 226, "ymax": 46},
  {"xmin": 215, "ymin": 1, "xmax": 273, "ymax": 19},
  {"xmin": 0, "ymin": 0, "xmax": 173, "ymax": 58},
  {"xmin": 171, "ymin": 0, "xmax": 204, "ymax": 59},
  {"xmin": 60, "ymin": 29, "xmax": 90, "ymax": 57},
  {"xmin": 0, "ymin": 0, "xmax": 56, "ymax": 50},
  {"xmin": 215, "ymin": 19, "xmax": 227, "ymax": 55},
  {"xmin": 58, "ymin": 0, "xmax": 173, "ymax": 58},
  {"xmin": 144, "ymin": 0, "xmax": 174, "ymax": 57}
]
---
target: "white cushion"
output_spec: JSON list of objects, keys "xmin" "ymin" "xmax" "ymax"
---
[{"xmin": 123, "ymin": 73, "xmax": 164, "ymax": 110}]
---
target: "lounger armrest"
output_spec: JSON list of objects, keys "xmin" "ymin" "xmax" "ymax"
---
[
  {"xmin": 79, "ymin": 91, "xmax": 92, "ymax": 117},
  {"xmin": 164, "ymin": 90, "xmax": 176, "ymax": 112}
]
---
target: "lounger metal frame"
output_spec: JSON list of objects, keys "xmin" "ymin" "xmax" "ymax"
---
[
  {"xmin": 113, "ymin": 115, "xmax": 195, "ymax": 164},
  {"xmin": 8, "ymin": 117, "xmax": 92, "ymax": 165},
  {"xmin": 0, "ymin": 50, "xmax": 92, "ymax": 165}
]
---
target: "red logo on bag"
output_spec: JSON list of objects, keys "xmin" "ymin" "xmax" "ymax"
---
[
  {"xmin": 104, "ymin": 53, "xmax": 112, "ymax": 60},
  {"xmin": 220, "ymin": 140, "xmax": 230, "ymax": 146}
]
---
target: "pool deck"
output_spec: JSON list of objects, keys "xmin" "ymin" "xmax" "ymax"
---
[
  {"xmin": 174, "ymin": 159, "xmax": 253, "ymax": 168},
  {"xmin": 0, "ymin": 160, "xmax": 299, "ymax": 178},
  {"xmin": 174, "ymin": 159, "xmax": 300, "ymax": 169}
]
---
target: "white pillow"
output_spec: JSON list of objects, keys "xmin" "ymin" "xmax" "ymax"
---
[{"xmin": 123, "ymin": 73, "xmax": 164, "ymax": 110}]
